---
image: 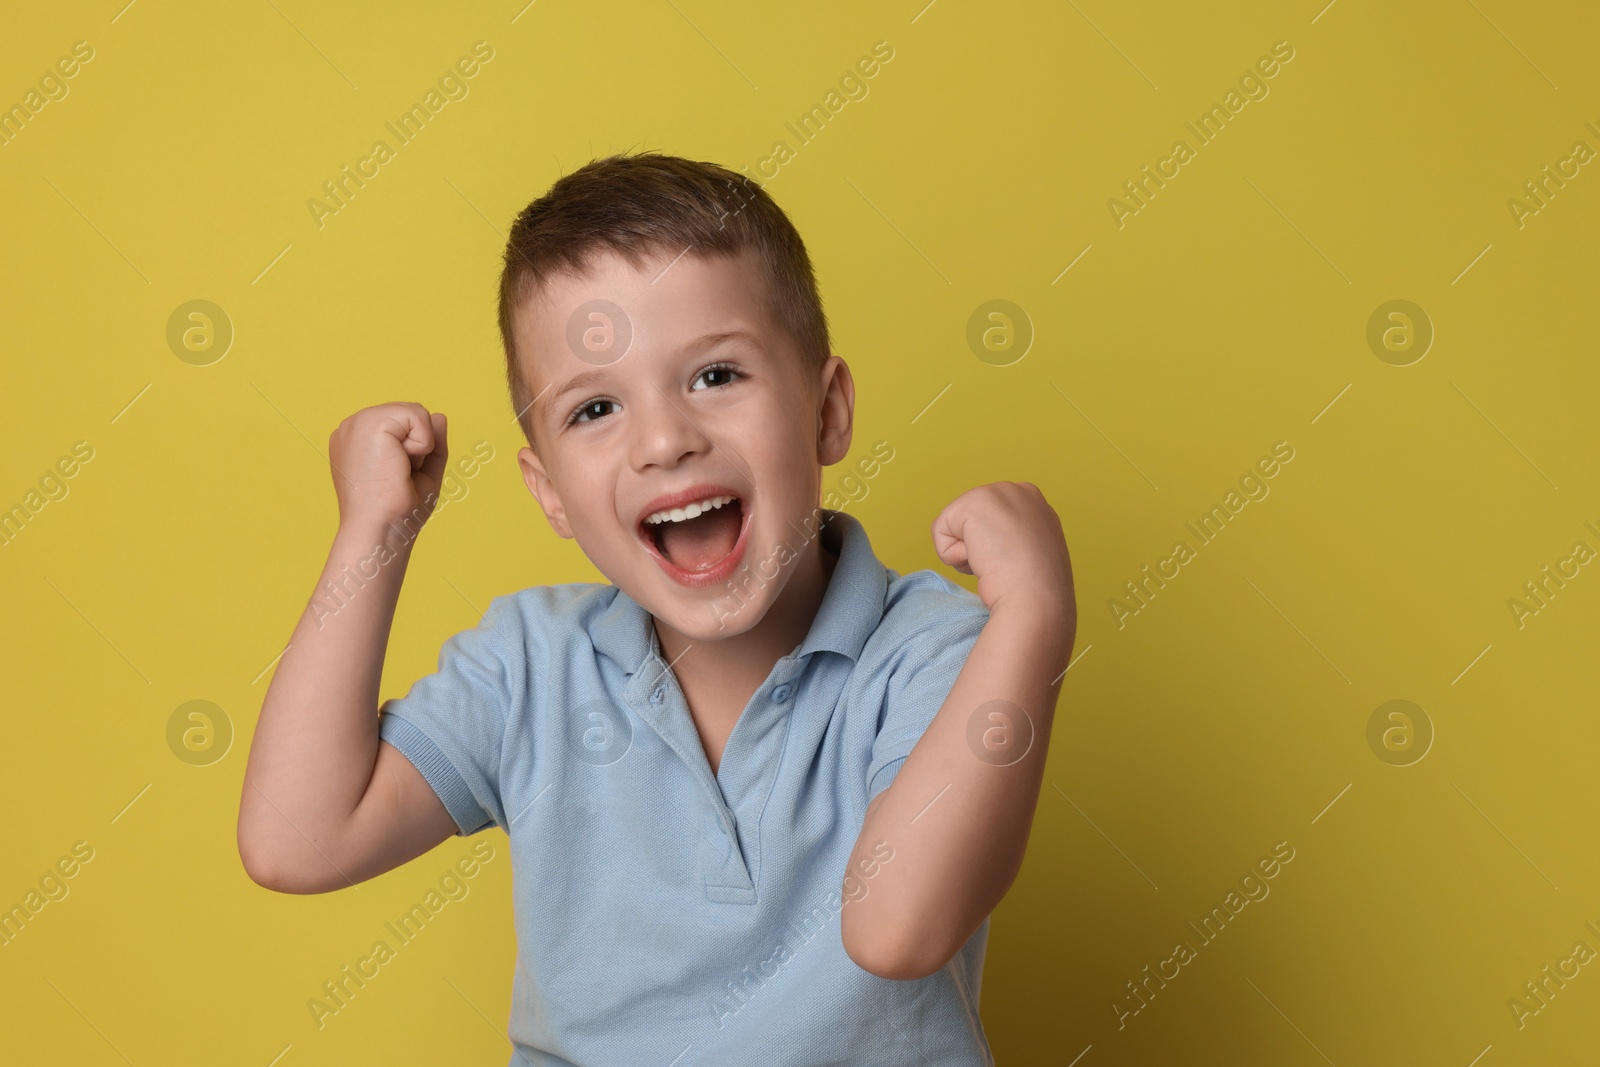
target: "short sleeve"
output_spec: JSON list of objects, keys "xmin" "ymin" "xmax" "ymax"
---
[
  {"xmin": 377, "ymin": 596, "xmax": 526, "ymax": 837},
  {"xmin": 865, "ymin": 597, "xmax": 989, "ymax": 804}
]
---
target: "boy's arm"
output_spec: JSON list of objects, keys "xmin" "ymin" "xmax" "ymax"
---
[
  {"xmin": 237, "ymin": 403, "xmax": 458, "ymax": 894},
  {"xmin": 840, "ymin": 482, "xmax": 1075, "ymax": 980}
]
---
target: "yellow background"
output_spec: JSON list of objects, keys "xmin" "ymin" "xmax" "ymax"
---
[{"xmin": 3, "ymin": 0, "xmax": 1598, "ymax": 1063}]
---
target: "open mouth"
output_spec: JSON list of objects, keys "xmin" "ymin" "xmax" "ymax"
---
[{"xmin": 638, "ymin": 493, "xmax": 750, "ymax": 585}]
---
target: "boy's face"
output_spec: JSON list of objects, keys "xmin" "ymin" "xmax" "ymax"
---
[{"xmin": 515, "ymin": 246, "xmax": 854, "ymax": 641}]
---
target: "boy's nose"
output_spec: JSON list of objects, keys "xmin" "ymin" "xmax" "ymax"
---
[{"xmin": 629, "ymin": 387, "xmax": 713, "ymax": 471}]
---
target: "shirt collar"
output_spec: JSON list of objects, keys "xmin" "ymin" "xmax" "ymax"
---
[{"xmin": 589, "ymin": 508, "xmax": 888, "ymax": 675}]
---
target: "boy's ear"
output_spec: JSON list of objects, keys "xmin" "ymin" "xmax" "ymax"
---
[
  {"xmin": 816, "ymin": 355, "xmax": 855, "ymax": 466},
  {"xmin": 518, "ymin": 446, "xmax": 574, "ymax": 539}
]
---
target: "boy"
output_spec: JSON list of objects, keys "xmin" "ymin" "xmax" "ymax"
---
[{"xmin": 238, "ymin": 151, "xmax": 1076, "ymax": 1064}]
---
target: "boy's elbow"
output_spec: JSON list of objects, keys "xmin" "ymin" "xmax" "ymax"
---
[
  {"xmin": 240, "ymin": 851, "xmax": 333, "ymax": 895},
  {"xmin": 238, "ymin": 834, "xmax": 294, "ymax": 893},
  {"xmin": 842, "ymin": 922, "xmax": 949, "ymax": 982},
  {"xmin": 237, "ymin": 827, "xmax": 325, "ymax": 895},
  {"xmin": 239, "ymin": 843, "xmax": 285, "ymax": 892},
  {"xmin": 855, "ymin": 950, "xmax": 943, "ymax": 982},
  {"xmin": 238, "ymin": 815, "xmax": 283, "ymax": 889}
]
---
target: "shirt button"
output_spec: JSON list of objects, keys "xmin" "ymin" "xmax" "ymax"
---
[
  {"xmin": 771, "ymin": 683, "xmax": 791, "ymax": 704},
  {"xmin": 650, "ymin": 687, "xmax": 665, "ymax": 705}
]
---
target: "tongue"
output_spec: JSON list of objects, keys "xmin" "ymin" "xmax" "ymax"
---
[{"xmin": 657, "ymin": 504, "xmax": 741, "ymax": 572}]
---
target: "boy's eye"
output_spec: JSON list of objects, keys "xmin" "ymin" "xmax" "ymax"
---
[
  {"xmin": 692, "ymin": 362, "xmax": 742, "ymax": 390},
  {"xmin": 569, "ymin": 399, "xmax": 619, "ymax": 425},
  {"xmin": 566, "ymin": 363, "xmax": 741, "ymax": 426}
]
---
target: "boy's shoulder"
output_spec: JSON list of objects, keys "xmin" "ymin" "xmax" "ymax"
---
[
  {"xmin": 445, "ymin": 582, "xmax": 619, "ymax": 669},
  {"xmin": 881, "ymin": 563, "xmax": 988, "ymax": 618},
  {"xmin": 870, "ymin": 565, "xmax": 989, "ymax": 659},
  {"xmin": 477, "ymin": 581, "xmax": 620, "ymax": 641}
]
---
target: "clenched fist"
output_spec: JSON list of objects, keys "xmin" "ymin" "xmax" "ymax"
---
[
  {"xmin": 328, "ymin": 402, "xmax": 449, "ymax": 534},
  {"xmin": 931, "ymin": 481, "xmax": 1075, "ymax": 630}
]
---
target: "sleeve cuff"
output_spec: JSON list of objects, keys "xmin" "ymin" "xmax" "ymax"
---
[
  {"xmin": 378, "ymin": 713, "xmax": 492, "ymax": 837},
  {"xmin": 866, "ymin": 754, "xmax": 909, "ymax": 805}
]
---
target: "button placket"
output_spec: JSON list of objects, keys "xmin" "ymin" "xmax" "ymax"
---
[
  {"xmin": 709, "ymin": 661, "xmax": 805, "ymax": 901},
  {"xmin": 629, "ymin": 656, "xmax": 753, "ymax": 892}
]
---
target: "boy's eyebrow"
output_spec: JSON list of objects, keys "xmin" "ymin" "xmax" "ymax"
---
[
  {"xmin": 542, "ymin": 369, "xmax": 610, "ymax": 417},
  {"xmin": 540, "ymin": 329, "xmax": 766, "ymax": 417}
]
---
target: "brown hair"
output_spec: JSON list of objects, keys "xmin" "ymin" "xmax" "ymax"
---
[{"xmin": 497, "ymin": 150, "xmax": 832, "ymax": 448}]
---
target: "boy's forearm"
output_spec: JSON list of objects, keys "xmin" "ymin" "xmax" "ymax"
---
[
  {"xmin": 841, "ymin": 600, "xmax": 1071, "ymax": 980},
  {"xmin": 238, "ymin": 519, "xmax": 418, "ymax": 881}
]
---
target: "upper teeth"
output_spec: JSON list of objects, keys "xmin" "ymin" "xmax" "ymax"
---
[{"xmin": 644, "ymin": 495, "xmax": 736, "ymax": 525}]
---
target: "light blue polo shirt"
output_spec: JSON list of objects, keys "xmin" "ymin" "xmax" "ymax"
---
[{"xmin": 378, "ymin": 508, "xmax": 994, "ymax": 1065}]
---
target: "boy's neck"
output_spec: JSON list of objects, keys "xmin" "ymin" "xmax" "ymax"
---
[{"xmin": 651, "ymin": 519, "xmax": 840, "ymax": 689}]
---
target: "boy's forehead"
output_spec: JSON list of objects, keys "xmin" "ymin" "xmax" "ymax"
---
[
  {"xmin": 516, "ymin": 246, "xmax": 782, "ymax": 390},
  {"xmin": 524, "ymin": 244, "xmax": 763, "ymax": 324}
]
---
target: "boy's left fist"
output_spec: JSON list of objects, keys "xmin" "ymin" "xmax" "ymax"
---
[{"xmin": 931, "ymin": 482, "xmax": 1075, "ymax": 627}]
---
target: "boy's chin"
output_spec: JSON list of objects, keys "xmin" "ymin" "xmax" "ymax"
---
[{"xmin": 648, "ymin": 591, "xmax": 772, "ymax": 642}]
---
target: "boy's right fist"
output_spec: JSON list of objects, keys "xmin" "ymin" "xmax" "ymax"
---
[{"xmin": 328, "ymin": 402, "xmax": 449, "ymax": 534}]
